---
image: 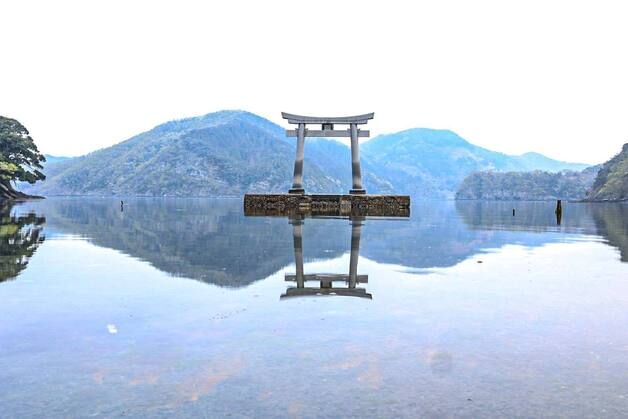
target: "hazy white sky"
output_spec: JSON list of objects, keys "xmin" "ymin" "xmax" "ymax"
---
[{"xmin": 1, "ymin": 0, "xmax": 627, "ymax": 164}]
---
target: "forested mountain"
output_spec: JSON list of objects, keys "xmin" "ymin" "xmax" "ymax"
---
[
  {"xmin": 24, "ymin": 111, "xmax": 588, "ymax": 198},
  {"xmin": 26, "ymin": 111, "xmax": 393, "ymax": 196},
  {"xmin": 456, "ymin": 166, "xmax": 600, "ymax": 201},
  {"xmin": 361, "ymin": 128, "xmax": 587, "ymax": 197},
  {"xmin": 455, "ymin": 167, "xmax": 600, "ymax": 201},
  {"xmin": 587, "ymin": 143, "xmax": 628, "ymax": 201}
]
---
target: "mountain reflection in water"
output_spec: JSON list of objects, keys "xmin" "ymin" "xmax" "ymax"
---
[
  {"xmin": 6, "ymin": 198, "xmax": 628, "ymax": 287},
  {"xmin": 456, "ymin": 201, "xmax": 628, "ymax": 261}
]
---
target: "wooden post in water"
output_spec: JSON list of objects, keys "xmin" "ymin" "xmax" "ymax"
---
[{"xmin": 555, "ymin": 199, "xmax": 562, "ymax": 225}]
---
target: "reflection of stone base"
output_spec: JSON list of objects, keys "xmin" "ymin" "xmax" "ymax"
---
[
  {"xmin": 281, "ymin": 287, "xmax": 372, "ymax": 299},
  {"xmin": 288, "ymin": 188, "xmax": 305, "ymax": 194},
  {"xmin": 243, "ymin": 194, "xmax": 410, "ymax": 217},
  {"xmin": 349, "ymin": 189, "xmax": 367, "ymax": 195}
]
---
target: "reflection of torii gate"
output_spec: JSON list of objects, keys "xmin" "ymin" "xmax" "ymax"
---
[
  {"xmin": 282, "ymin": 112, "xmax": 374, "ymax": 195},
  {"xmin": 281, "ymin": 216, "xmax": 371, "ymax": 300}
]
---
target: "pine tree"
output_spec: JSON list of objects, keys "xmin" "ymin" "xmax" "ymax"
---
[{"xmin": 0, "ymin": 116, "xmax": 46, "ymax": 199}]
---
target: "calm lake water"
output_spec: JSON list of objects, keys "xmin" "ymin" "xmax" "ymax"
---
[{"xmin": 1, "ymin": 198, "xmax": 628, "ymax": 418}]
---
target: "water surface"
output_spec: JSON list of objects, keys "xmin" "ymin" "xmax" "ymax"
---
[{"xmin": 1, "ymin": 198, "xmax": 627, "ymax": 418}]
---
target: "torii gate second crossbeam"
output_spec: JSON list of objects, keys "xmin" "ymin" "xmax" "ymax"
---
[{"xmin": 281, "ymin": 112, "xmax": 374, "ymax": 195}]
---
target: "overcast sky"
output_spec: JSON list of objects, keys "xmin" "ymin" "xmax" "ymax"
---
[{"xmin": 2, "ymin": 1, "xmax": 627, "ymax": 164}]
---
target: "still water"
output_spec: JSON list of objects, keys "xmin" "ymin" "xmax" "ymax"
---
[{"xmin": 1, "ymin": 198, "xmax": 627, "ymax": 418}]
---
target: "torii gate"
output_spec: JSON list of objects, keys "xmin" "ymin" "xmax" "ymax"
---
[{"xmin": 282, "ymin": 112, "xmax": 374, "ymax": 195}]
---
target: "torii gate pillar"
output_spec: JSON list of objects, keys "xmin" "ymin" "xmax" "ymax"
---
[
  {"xmin": 349, "ymin": 123, "xmax": 365, "ymax": 194},
  {"xmin": 289, "ymin": 123, "xmax": 306, "ymax": 194}
]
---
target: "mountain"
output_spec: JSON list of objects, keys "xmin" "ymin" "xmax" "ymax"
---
[
  {"xmin": 24, "ymin": 111, "xmax": 588, "ymax": 197},
  {"xmin": 514, "ymin": 152, "xmax": 588, "ymax": 172},
  {"xmin": 361, "ymin": 128, "xmax": 588, "ymax": 197},
  {"xmin": 27, "ymin": 111, "xmax": 385, "ymax": 196},
  {"xmin": 455, "ymin": 167, "xmax": 599, "ymax": 201},
  {"xmin": 43, "ymin": 154, "xmax": 72, "ymax": 165},
  {"xmin": 30, "ymin": 111, "xmax": 298, "ymax": 196},
  {"xmin": 587, "ymin": 143, "xmax": 628, "ymax": 201},
  {"xmin": 12, "ymin": 155, "xmax": 73, "ymax": 195}
]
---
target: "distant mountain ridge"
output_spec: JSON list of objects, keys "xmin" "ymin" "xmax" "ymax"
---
[
  {"xmin": 361, "ymin": 128, "xmax": 588, "ymax": 197},
  {"xmin": 24, "ymin": 110, "xmax": 589, "ymax": 198},
  {"xmin": 43, "ymin": 155, "xmax": 71, "ymax": 165}
]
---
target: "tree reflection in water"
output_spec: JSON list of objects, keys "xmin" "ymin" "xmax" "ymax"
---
[{"xmin": 0, "ymin": 202, "xmax": 45, "ymax": 283}]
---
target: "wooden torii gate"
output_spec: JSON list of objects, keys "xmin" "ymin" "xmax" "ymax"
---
[{"xmin": 281, "ymin": 112, "xmax": 374, "ymax": 195}]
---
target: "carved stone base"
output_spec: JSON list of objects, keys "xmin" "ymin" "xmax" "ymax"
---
[{"xmin": 243, "ymin": 194, "xmax": 410, "ymax": 217}]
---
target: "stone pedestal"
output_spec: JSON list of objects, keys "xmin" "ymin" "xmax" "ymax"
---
[{"xmin": 244, "ymin": 193, "xmax": 410, "ymax": 217}]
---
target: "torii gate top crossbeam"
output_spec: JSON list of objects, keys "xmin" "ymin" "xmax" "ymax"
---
[{"xmin": 281, "ymin": 112, "xmax": 374, "ymax": 125}]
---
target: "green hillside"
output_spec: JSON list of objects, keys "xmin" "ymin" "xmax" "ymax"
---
[
  {"xmin": 455, "ymin": 167, "xmax": 599, "ymax": 201},
  {"xmin": 587, "ymin": 143, "xmax": 628, "ymax": 201},
  {"xmin": 29, "ymin": 112, "xmax": 341, "ymax": 196}
]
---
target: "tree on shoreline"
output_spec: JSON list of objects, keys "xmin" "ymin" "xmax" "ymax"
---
[{"xmin": 0, "ymin": 116, "xmax": 46, "ymax": 199}]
